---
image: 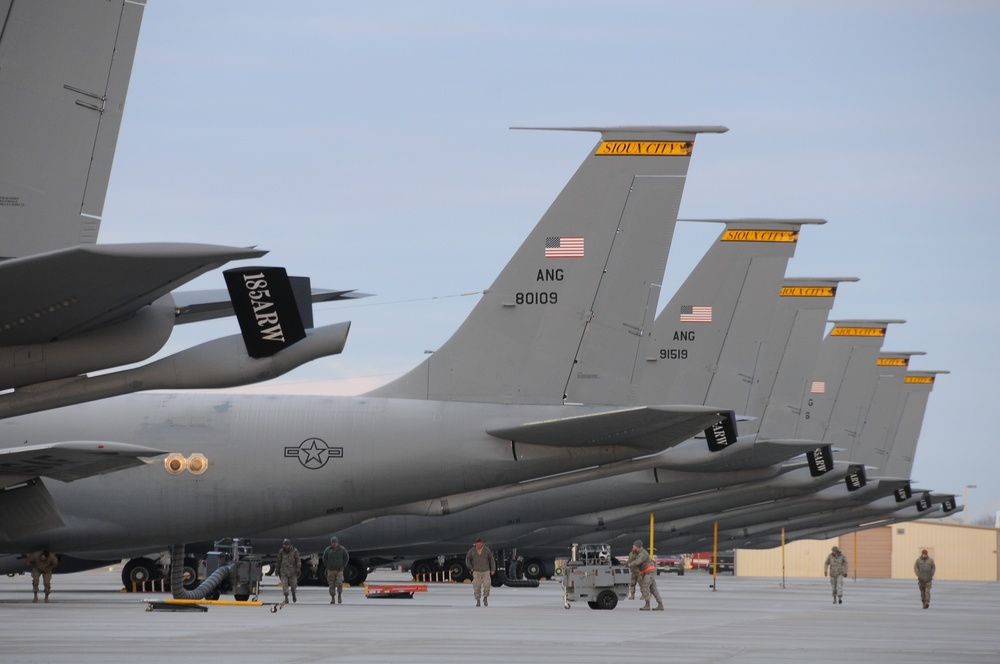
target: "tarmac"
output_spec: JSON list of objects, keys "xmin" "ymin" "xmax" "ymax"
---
[{"xmin": 1, "ymin": 567, "xmax": 998, "ymax": 663}]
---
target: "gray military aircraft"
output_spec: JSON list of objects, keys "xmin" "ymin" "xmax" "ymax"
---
[
  {"xmin": 733, "ymin": 369, "xmax": 956, "ymax": 549},
  {"xmin": 0, "ymin": 126, "xmax": 736, "ymax": 583},
  {"xmin": 456, "ymin": 275, "xmax": 864, "ymax": 563},
  {"xmin": 608, "ymin": 322, "xmax": 948, "ymax": 551},
  {"xmin": 244, "ymin": 221, "xmax": 844, "ymax": 580}
]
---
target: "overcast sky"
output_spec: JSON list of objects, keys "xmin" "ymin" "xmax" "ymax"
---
[{"xmin": 100, "ymin": 1, "xmax": 1000, "ymax": 523}]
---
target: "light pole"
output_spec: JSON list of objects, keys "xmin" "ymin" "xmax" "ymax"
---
[{"xmin": 963, "ymin": 484, "xmax": 977, "ymax": 525}]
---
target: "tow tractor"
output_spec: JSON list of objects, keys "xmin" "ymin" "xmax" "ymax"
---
[{"xmin": 561, "ymin": 543, "xmax": 630, "ymax": 610}]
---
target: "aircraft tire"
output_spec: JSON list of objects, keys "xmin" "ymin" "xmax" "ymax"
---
[
  {"xmin": 523, "ymin": 558, "xmax": 545, "ymax": 580},
  {"xmin": 121, "ymin": 557, "xmax": 159, "ymax": 591},
  {"xmin": 182, "ymin": 556, "xmax": 200, "ymax": 590},
  {"xmin": 411, "ymin": 559, "xmax": 434, "ymax": 580},
  {"xmin": 344, "ymin": 558, "xmax": 368, "ymax": 585},
  {"xmin": 445, "ymin": 558, "xmax": 468, "ymax": 582}
]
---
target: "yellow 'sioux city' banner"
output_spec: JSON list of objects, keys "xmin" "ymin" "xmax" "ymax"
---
[
  {"xmin": 595, "ymin": 141, "xmax": 693, "ymax": 156},
  {"xmin": 723, "ymin": 229, "xmax": 799, "ymax": 243},
  {"xmin": 780, "ymin": 286, "xmax": 836, "ymax": 297},
  {"xmin": 829, "ymin": 326, "xmax": 887, "ymax": 337}
]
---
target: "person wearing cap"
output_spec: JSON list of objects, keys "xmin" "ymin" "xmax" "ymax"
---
[
  {"xmin": 322, "ymin": 536, "xmax": 350, "ymax": 605},
  {"xmin": 914, "ymin": 549, "xmax": 936, "ymax": 609},
  {"xmin": 823, "ymin": 545, "xmax": 848, "ymax": 604},
  {"xmin": 276, "ymin": 539, "xmax": 301, "ymax": 604},
  {"xmin": 626, "ymin": 540, "xmax": 663, "ymax": 611},
  {"xmin": 464, "ymin": 538, "xmax": 496, "ymax": 607}
]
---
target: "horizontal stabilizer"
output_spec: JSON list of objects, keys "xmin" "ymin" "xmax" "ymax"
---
[
  {"xmin": 487, "ymin": 406, "xmax": 731, "ymax": 452},
  {"xmin": 173, "ymin": 287, "xmax": 371, "ymax": 325},
  {"xmin": 1, "ymin": 242, "xmax": 266, "ymax": 346},
  {"xmin": 0, "ymin": 441, "xmax": 165, "ymax": 489}
]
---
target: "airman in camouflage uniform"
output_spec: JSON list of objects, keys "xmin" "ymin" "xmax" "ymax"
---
[
  {"xmin": 27, "ymin": 550, "xmax": 58, "ymax": 603},
  {"xmin": 276, "ymin": 539, "xmax": 301, "ymax": 603},
  {"xmin": 914, "ymin": 549, "xmax": 936, "ymax": 609},
  {"xmin": 627, "ymin": 540, "xmax": 663, "ymax": 611},
  {"xmin": 322, "ymin": 536, "xmax": 350, "ymax": 605},
  {"xmin": 823, "ymin": 545, "xmax": 848, "ymax": 604}
]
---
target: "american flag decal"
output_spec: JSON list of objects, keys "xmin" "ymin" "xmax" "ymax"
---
[
  {"xmin": 810, "ymin": 381, "xmax": 825, "ymax": 394},
  {"xmin": 679, "ymin": 305, "xmax": 712, "ymax": 323},
  {"xmin": 545, "ymin": 236, "xmax": 584, "ymax": 258}
]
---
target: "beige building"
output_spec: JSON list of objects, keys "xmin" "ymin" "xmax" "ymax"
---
[{"xmin": 734, "ymin": 520, "xmax": 1000, "ymax": 581}]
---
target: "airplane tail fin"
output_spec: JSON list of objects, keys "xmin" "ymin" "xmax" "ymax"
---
[
  {"xmin": 635, "ymin": 219, "xmax": 822, "ymax": 410},
  {"xmin": 0, "ymin": 0, "xmax": 145, "ymax": 257},
  {"xmin": 882, "ymin": 370, "xmax": 948, "ymax": 478},
  {"xmin": 798, "ymin": 320, "xmax": 904, "ymax": 455},
  {"xmin": 369, "ymin": 126, "xmax": 727, "ymax": 404},
  {"xmin": 752, "ymin": 277, "xmax": 857, "ymax": 440},
  {"xmin": 849, "ymin": 351, "xmax": 925, "ymax": 472}
]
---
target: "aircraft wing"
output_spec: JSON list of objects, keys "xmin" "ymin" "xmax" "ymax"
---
[
  {"xmin": 0, "ymin": 441, "xmax": 165, "ymax": 489},
  {"xmin": 2, "ymin": 242, "xmax": 266, "ymax": 346},
  {"xmin": 487, "ymin": 406, "xmax": 732, "ymax": 452}
]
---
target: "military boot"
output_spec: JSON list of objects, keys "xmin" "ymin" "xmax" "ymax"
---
[
  {"xmin": 44, "ymin": 592, "xmax": 50, "ymax": 603},
  {"xmin": 640, "ymin": 600, "xmax": 651, "ymax": 611},
  {"xmin": 32, "ymin": 592, "xmax": 38, "ymax": 603},
  {"xmin": 654, "ymin": 601, "xmax": 665, "ymax": 611}
]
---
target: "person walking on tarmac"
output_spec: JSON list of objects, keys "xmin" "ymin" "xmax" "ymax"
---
[
  {"xmin": 824, "ymin": 545, "xmax": 848, "ymax": 604},
  {"xmin": 322, "ymin": 536, "xmax": 350, "ymax": 605},
  {"xmin": 276, "ymin": 539, "xmax": 301, "ymax": 604},
  {"xmin": 465, "ymin": 538, "xmax": 496, "ymax": 607},
  {"xmin": 627, "ymin": 540, "xmax": 664, "ymax": 611},
  {"xmin": 26, "ymin": 550, "xmax": 58, "ymax": 603},
  {"xmin": 914, "ymin": 549, "xmax": 936, "ymax": 609}
]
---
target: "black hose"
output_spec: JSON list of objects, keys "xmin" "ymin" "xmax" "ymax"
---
[{"xmin": 169, "ymin": 544, "xmax": 233, "ymax": 600}]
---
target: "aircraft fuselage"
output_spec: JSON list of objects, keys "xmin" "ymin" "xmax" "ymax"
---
[{"xmin": 1, "ymin": 393, "xmax": 660, "ymax": 554}]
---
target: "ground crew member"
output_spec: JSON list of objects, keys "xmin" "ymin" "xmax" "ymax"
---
[
  {"xmin": 465, "ymin": 538, "xmax": 496, "ymax": 607},
  {"xmin": 322, "ymin": 536, "xmax": 350, "ymax": 605},
  {"xmin": 26, "ymin": 550, "xmax": 58, "ymax": 603},
  {"xmin": 914, "ymin": 549, "xmax": 936, "ymax": 609},
  {"xmin": 823, "ymin": 545, "xmax": 848, "ymax": 604},
  {"xmin": 626, "ymin": 540, "xmax": 664, "ymax": 611},
  {"xmin": 625, "ymin": 546, "xmax": 641, "ymax": 600},
  {"xmin": 276, "ymin": 539, "xmax": 301, "ymax": 604}
]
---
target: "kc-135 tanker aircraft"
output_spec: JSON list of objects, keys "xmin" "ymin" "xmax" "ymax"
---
[{"xmin": 0, "ymin": 1, "xmax": 956, "ymax": 589}]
